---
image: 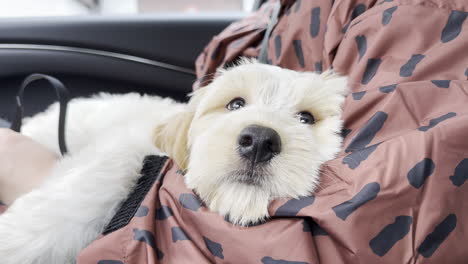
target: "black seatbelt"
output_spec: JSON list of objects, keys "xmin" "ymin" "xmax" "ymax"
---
[
  {"xmin": 10, "ymin": 74, "xmax": 70, "ymax": 156},
  {"xmin": 258, "ymin": 1, "xmax": 282, "ymax": 64}
]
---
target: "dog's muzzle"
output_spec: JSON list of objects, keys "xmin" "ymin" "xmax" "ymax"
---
[{"xmin": 237, "ymin": 125, "xmax": 281, "ymax": 165}]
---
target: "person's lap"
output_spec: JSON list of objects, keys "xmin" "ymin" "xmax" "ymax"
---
[{"xmin": 0, "ymin": 128, "xmax": 58, "ymax": 205}]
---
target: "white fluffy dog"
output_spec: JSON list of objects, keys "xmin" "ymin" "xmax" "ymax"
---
[{"xmin": 0, "ymin": 60, "xmax": 347, "ymax": 263}]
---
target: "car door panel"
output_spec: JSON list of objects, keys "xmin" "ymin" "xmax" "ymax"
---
[{"xmin": 0, "ymin": 14, "xmax": 241, "ymax": 120}]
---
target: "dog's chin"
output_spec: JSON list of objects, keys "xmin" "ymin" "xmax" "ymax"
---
[
  {"xmin": 228, "ymin": 164, "xmax": 269, "ymax": 187},
  {"xmin": 186, "ymin": 162, "xmax": 273, "ymax": 226},
  {"xmin": 205, "ymin": 181, "xmax": 271, "ymax": 227}
]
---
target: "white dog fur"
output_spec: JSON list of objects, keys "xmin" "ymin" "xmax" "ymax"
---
[{"xmin": 0, "ymin": 60, "xmax": 347, "ymax": 263}]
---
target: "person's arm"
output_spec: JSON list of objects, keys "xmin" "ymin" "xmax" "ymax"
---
[{"xmin": 0, "ymin": 128, "xmax": 58, "ymax": 205}]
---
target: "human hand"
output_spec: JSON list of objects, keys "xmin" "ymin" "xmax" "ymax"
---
[{"xmin": 0, "ymin": 128, "xmax": 58, "ymax": 205}]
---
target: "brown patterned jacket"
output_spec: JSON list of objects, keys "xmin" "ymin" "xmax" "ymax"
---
[{"xmin": 51, "ymin": 0, "xmax": 468, "ymax": 263}]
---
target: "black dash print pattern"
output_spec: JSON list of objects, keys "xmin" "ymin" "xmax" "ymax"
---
[
  {"xmin": 133, "ymin": 229, "xmax": 164, "ymax": 259},
  {"xmin": 449, "ymin": 159, "xmax": 468, "ymax": 187},
  {"xmin": 97, "ymin": 261, "xmax": 124, "ymax": 264},
  {"xmin": 332, "ymin": 182, "xmax": 380, "ymax": 220},
  {"xmin": 261, "ymin": 256, "xmax": 309, "ymax": 264},
  {"xmin": 343, "ymin": 143, "xmax": 380, "ymax": 169},
  {"xmin": 352, "ymin": 91, "xmax": 366, "ymax": 100},
  {"xmin": 342, "ymin": 4, "xmax": 366, "ymax": 33},
  {"xmin": 172, "ymin": 226, "xmax": 191, "ymax": 242},
  {"xmin": 382, "ymin": 6, "xmax": 398, "ymax": 25},
  {"xmin": 379, "ymin": 84, "xmax": 397, "ymax": 93},
  {"xmin": 418, "ymin": 112, "xmax": 456, "ymax": 132},
  {"xmin": 310, "ymin": 7, "xmax": 321, "ymax": 38},
  {"xmin": 355, "ymin": 35, "xmax": 367, "ymax": 61},
  {"xmin": 275, "ymin": 35, "xmax": 282, "ymax": 59},
  {"xmin": 179, "ymin": 193, "xmax": 203, "ymax": 211},
  {"xmin": 155, "ymin": 205, "xmax": 173, "ymax": 220},
  {"xmin": 203, "ymin": 236, "xmax": 224, "ymax": 259},
  {"xmin": 431, "ymin": 80, "xmax": 451, "ymax": 88},
  {"xmin": 362, "ymin": 58, "xmax": 382, "ymax": 84},
  {"xmin": 417, "ymin": 214, "xmax": 457, "ymax": 258},
  {"xmin": 315, "ymin": 61, "xmax": 323, "ymax": 73},
  {"xmin": 293, "ymin": 40, "xmax": 305, "ymax": 68},
  {"xmin": 345, "ymin": 111, "xmax": 388, "ymax": 153},
  {"xmin": 407, "ymin": 158, "xmax": 435, "ymax": 189},
  {"xmin": 294, "ymin": 0, "xmax": 301, "ymax": 12},
  {"xmin": 274, "ymin": 196, "xmax": 315, "ymax": 216},
  {"xmin": 135, "ymin": 206, "xmax": 149, "ymax": 217},
  {"xmin": 351, "ymin": 4, "xmax": 366, "ymax": 20},
  {"xmin": 400, "ymin": 54, "xmax": 425, "ymax": 77},
  {"xmin": 303, "ymin": 219, "xmax": 328, "ymax": 236},
  {"xmin": 441, "ymin": 11, "xmax": 467, "ymax": 43},
  {"xmin": 370, "ymin": 216, "xmax": 413, "ymax": 256}
]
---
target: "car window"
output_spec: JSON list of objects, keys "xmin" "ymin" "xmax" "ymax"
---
[{"xmin": 0, "ymin": 0, "xmax": 255, "ymax": 17}]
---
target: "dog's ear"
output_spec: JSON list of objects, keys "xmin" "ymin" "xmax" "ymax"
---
[{"xmin": 152, "ymin": 87, "xmax": 207, "ymax": 170}]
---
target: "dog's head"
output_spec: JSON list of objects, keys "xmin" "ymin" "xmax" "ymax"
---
[{"xmin": 154, "ymin": 59, "xmax": 347, "ymax": 226}]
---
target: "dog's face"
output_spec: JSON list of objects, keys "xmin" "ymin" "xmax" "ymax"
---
[{"xmin": 154, "ymin": 60, "xmax": 347, "ymax": 226}]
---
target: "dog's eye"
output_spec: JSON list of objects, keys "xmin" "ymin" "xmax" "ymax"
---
[
  {"xmin": 226, "ymin": 97, "xmax": 246, "ymax": 111},
  {"xmin": 296, "ymin": 111, "xmax": 315, "ymax": 124}
]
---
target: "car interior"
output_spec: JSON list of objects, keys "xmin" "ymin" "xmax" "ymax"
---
[
  {"xmin": 1, "ymin": 1, "xmax": 467, "ymax": 263},
  {"xmin": 0, "ymin": 1, "xmax": 265, "ymax": 123}
]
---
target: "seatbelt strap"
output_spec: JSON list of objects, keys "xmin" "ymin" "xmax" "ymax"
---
[{"xmin": 10, "ymin": 74, "xmax": 70, "ymax": 156}]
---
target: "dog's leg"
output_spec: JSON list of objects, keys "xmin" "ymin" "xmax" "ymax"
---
[{"xmin": 0, "ymin": 134, "xmax": 159, "ymax": 264}]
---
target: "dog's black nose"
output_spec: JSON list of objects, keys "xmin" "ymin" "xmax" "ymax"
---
[{"xmin": 238, "ymin": 125, "xmax": 281, "ymax": 163}]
